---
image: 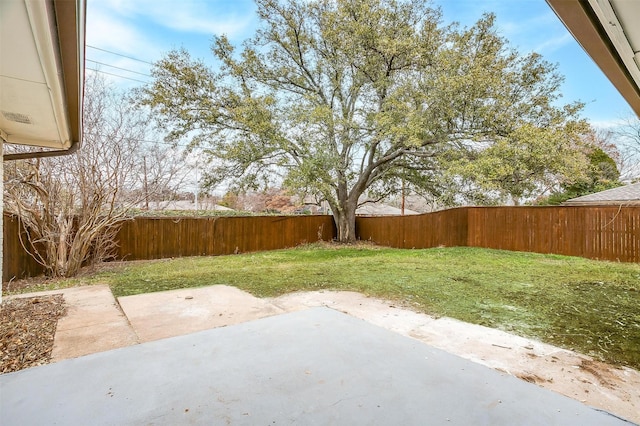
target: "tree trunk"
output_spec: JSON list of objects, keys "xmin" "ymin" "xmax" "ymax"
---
[{"xmin": 333, "ymin": 200, "xmax": 358, "ymax": 243}]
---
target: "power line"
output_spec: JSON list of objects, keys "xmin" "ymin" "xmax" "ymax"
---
[
  {"xmin": 87, "ymin": 45, "xmax": 154, "ymax": 65},
  {"xmin": 87, "ymin": 59, "xmax": 152, "ymax": 77},
  {"xmin": 87, "ymin": 67, "xmax": 149, "ymax": 84},
  {"xmin": 135, "ymin": 138, "xmax": 192, "ymax": 148}
]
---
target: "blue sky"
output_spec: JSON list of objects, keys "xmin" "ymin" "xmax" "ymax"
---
[{"xmin": 86, "ymin": 0, "xmax": 634, "ymax": 129}]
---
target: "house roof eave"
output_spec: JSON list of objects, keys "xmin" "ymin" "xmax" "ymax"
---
[
  {"xmin": 546, "ymin": 0, "xmax": 640, "ymax": 118},
  {"xmin": 1, "ymin": 0, "xmax": 86, "ymax": 161}
]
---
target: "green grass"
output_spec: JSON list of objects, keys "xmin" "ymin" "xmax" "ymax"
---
[{"xmin": 7, "ymin": 244, "xmax": 640, "ymax": 369}]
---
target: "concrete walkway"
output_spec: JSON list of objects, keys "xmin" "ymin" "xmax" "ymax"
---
[
  {"xmin": 6, "ymin": 286, "xmax": 139, "ymax": 360},
  {"xmin": 52, "ymin": 286, "xmax": 139, "ymax": 359}
]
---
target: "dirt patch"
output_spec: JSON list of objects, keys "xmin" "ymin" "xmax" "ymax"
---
[
  {"xmin": 579, "ymin": 359, "xmax": 618, "ymax": 390},
  {"xmin": 0, "ymin": 295, "xmax": 66, "ymax": 373},
  {"xmin": 515, "ymin": 372, "xmax": 552, "ymax": 384}
]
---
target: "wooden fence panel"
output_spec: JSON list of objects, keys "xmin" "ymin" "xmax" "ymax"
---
[
  {"xmin": 356, "ymin": 208, "xmax": 468, "ymax": 249},
  {"xmin": 3, "ymin": 214, "xmax": 45, "ymax": 283},
  {"xmin": 467, "ymin": 207, "xmax": 559, "ymax": 253},
  {"xmin": 357, "ymin": 206, "xmax": 640, "ymax": 262},
  {"xmin": 116, "ymin": 215, "xmax": 336, "ymax": 261},
  {"xmin": 464, "ymin": 206, "xmax": 640, "ymax": 262},
  {"xmin": 586, "ymin": 207, "xmax": 640, "ymax": 262}
]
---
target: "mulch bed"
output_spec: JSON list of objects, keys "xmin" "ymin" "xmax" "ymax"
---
[{"xmin": 0, "ymin": 295, "xmax": 67, "ymax": 374}]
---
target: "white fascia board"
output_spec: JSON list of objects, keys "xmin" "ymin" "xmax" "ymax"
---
[{"xmin": 589, "ymin": 0, "xmax": 640, "ymax": 91}]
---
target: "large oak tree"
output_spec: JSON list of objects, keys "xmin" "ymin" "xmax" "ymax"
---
[{"xmin": 140, "ymin": 0, "xmax": 589, "ymax": 242}]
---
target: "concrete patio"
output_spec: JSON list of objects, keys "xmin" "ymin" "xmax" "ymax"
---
[
  {"xmin": 1, "ymin": 307, "xmax": 632, "ymax": 425},
  {"xmin": 1, "ymin": 285, "xmax": 638, "ymax": 425}
]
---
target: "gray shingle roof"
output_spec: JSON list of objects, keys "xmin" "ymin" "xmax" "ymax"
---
[{"xmin": 563, "ymin": 182, "xmax": 640, "ymax": 205}]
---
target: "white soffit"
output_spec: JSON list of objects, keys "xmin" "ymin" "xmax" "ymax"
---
[{"xmin": 0, "ymin": 0, "xmax": 71, "ymax": 149}]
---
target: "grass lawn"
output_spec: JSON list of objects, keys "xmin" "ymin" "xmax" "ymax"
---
[{"xmin": 9, "ymin": 244, "xmax": 640, "ymax": 370}]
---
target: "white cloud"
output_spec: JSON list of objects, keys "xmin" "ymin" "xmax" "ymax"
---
[
  {"xmin": 532, "ymin": 32, "xmax": 573, "ymax": 54},
  {"xmin": 496, "ymin": 9, "xmax": 573, "ymax": 54},
  {"xmin": 86, "ymin": 1, "xmax": 159, "ymax": 88},
  {"xmin": 85, "ymin": 0, "xmax": 258, "ymax": 88},
  {"xmin": 87, "ymin": 0, "xmax": 163, "ymax": 59},
  {"xmin": 589, "ymin": 118, "xmax": 628, "ymax": 130},
  {"xmin": 87, "ymin": 12, "xmax": 156, "ymax": 57},
  {"xmin": 95, "ymin": 0, "xmax": 255, "ymax": 39},
  {"xmin": 500, "ymin": 12, "xmax": 558, "ymax": 38}
]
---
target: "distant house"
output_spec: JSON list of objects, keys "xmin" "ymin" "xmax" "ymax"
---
[
  {"xmin": 356, "ymin": 203, "xmax": 419, "ymax": 216},
  {"xmin": 562, "ymin": 182, "xmax": 640, "ymax": 206},
  {"xmin": 143, "ymin": 199, "xmax": 234, "ymax": 212}
]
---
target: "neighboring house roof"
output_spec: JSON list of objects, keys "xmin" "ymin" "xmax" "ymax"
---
[
  {"xmin": 563, "ymin": 183, "xmax": 640, "ymax": 206},
  {"xmin": 143, "ymin": 200, "xmax": 234, "ymax": 212},
  {"xmin": 356, "ymin": 203, "xmax": 419, "ymax": 216},
  {"xmin": 546, "ymin": 0, "xmax": 640, "ymax": 117},
  {"xmin": 1, "ymin": 0, "xmax": 85, "ymax": 159}
]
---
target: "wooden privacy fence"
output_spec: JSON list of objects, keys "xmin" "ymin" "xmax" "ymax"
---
[
  {"xmin": 357, "ymin": 206, "xmax": 640, "ymax": 262},
  {"xmin": 467, "ymin": 206, "xmax": 639, "ymax": 261},
  {"xmin": 356, "ymin": 207, "xmax": 469, "ymax": 248},
  {"xmin": 116, "ymin": 215, "xmax": 336, "ymax": 261},
  {"xmin": 3, "ymin": 214, "xmax": 335, "ymax": 282},
  {"xmin": 4, "ymin": 206, "xmax": 640, "ymax": 282}
]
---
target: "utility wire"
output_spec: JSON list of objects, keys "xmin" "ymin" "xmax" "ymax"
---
[
  {"xmin": 87, "ymin": 67, "xmax": 149, "ymax": 84},
  {"xmin": 87, "ymin": 59, "xmax": 152, "ymax": 77},
  {"xmin": 85, "ymin": 131, "xmax": 193, "ymax": 148},
  {"xmin": 87, "ymin": 45, "xmax": 154, "ymax": 65}
]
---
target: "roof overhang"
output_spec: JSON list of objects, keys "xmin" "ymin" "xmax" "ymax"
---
[
  {"xmin": 0, "ymin": 0, "xmax": 85, "ymax": 159},
  {"xmin": 546, "ymin": 0, "xmax": 640, "ymax": 117}
]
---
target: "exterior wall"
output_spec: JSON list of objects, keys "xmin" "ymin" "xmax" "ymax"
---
[{"xmin": 1, "ymin": 142, "xmax": 3, "ymax": 299}]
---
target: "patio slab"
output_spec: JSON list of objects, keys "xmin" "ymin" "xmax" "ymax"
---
[
  {"xmin": 117, "ymin": 285, "xmax": 285, "ymax": 342},
  {"xmin": 0, "ymin": 308, "xmax": 631, "ymax": 425}
]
